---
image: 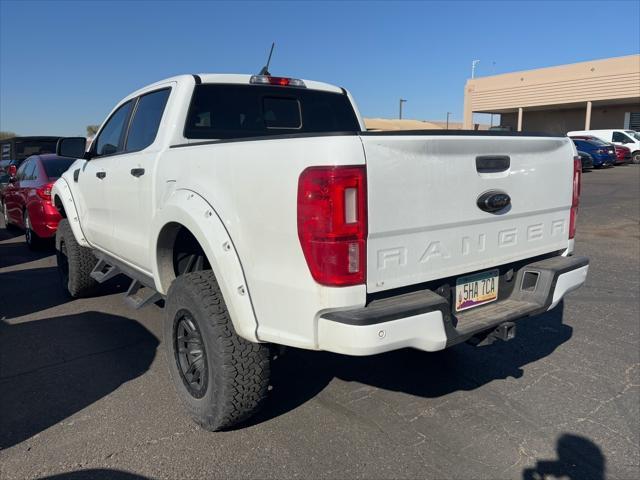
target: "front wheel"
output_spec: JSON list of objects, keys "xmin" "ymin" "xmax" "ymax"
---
[
  {"xmin": 632, "ymin": 151, "xmax": 640, "ymax": 165},
  {"xmin": 55, "ymin": 219, "xmax": 98, "ymax": 297},
  {"xmin": 164, "ymin": 271, "xmax": 271, "ymax": 431}
]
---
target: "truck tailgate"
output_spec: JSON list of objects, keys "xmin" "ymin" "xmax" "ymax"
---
[{"xmin": 362, "ymin": 133, "xmax": 574, "ymax": 293}]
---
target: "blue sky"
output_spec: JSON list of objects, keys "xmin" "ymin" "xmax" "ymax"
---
[{"xmin": 1, "ymin": 0, "xmax": 639, "ymax": 136}]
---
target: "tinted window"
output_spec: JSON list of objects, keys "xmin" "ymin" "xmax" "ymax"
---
[
  {"xmin": 17, "ymin": 158, "xmax": 34, "ymax": 180},
  {"xmin": 573, "ymin": 140, "xmax": 587, "ymax": 150},
  {"xmin": 42, "ymin": 157, "xmax": 75, "ymax": 179},
  {"xmin": 16, "ymin": 140, "xmax": 57, "ymax": 160},
  {"xmin": 95, "ymin": 101, "xmax": 134, "ymax": 156},
  {"xmin": 613, "ymin": 132, "xmax": 632, "ymax": 143},
  {"xmin": 263, "ymin": 97, "xmax": 301, "ymax": 129},
  {"xmin": 184, "ymin": 84, "xmax": 360, "ymax": 139},
  {"xmin": 126, "ymin": 89, "xmax": 171, "ymax": 152}
]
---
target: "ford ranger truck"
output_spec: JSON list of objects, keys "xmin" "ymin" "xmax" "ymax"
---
[{"xmin": 52, "ymin": 73, "xmax": 589, "ymax": 430}]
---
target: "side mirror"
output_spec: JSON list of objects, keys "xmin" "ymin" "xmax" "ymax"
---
[{"xmin": 57, "ymin": 137, "xmax": 87, "ymax": 159}]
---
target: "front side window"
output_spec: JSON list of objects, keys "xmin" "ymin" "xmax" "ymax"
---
[
  {"xmin": 95, "ymin": 101, "xmax": 134, "ymax": 156},
  {"xmin": 126, "ymin": 89, "xmax": 171, "ymax": 152},
  {"xmin": 612, "ymin": 132, "xmax": 632, "ymax": 143}
]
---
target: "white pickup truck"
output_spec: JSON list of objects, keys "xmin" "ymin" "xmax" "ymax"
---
[{"xmin": 53, "ymin": 73, "xmax": 588, "ymax": 430}]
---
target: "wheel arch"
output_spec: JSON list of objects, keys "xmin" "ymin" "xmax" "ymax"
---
[
  {"xmin": 151, "ymin": 190, "xmax": 259, "ymax": 343},
  {"xmin": 50, "ymin": 178, "xmax": 90, "ymax": 247}
]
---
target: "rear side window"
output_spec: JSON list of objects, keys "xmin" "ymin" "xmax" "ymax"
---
[
  {"xmin": 18, "ymin": 158, "xmax": 35, "ymax": 180},
  {"xmin": 184, "ymin": 84, "xmax": 360, "ymax": 139},
  {"xmin": 126, "ymin": 88, "xmax": 171, "ymax": 152},
  {"xmin": 42, "ymin": 157, "xmax": 75, "ymax": 179},
  {"xmin": 95, "ymin": 101, "xmax": 134, "ymax": 156},
  {"xmin": 613, "ymin": 132, "xmax": 632, "ymax": 143}
]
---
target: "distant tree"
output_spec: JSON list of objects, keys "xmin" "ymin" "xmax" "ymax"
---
[
  {"xmin": 86, "ymin": 125, "xmax": 99, "ymax": 136},
  {"xmin": 0, "ymin": 131, "xmax": 17, "ymax": 140}
]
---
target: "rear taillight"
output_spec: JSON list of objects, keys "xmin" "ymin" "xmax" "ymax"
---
[
  {"xmin": 569, "ymin": 156, "xmax": 581, "ymax": 239},
  {"xmin": 36, "ymin": 183, "xmax": 54, "ymax": 202},
  {"xmin": 297, "ymin": 166, "xmax": 367, "ymax": 286}
]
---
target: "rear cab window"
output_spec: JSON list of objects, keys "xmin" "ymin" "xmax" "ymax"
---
[
  {"xmin": 184, "ymin": 84, "xmax": 360, "ymax": 140},
  {"xmin": 42, "ymin": 157, "xmax": 75, "ymax": 179}
]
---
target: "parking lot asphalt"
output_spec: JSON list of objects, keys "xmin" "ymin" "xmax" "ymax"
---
[{"xmin": 1, "ymin": 166, "xmax": 638, "ymax": 480}]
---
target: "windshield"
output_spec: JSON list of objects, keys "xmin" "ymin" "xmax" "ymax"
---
[
  {"xmin": 42, "ymin": 157, "xmax": 75, "ymax": 179},
  {"xmin": 625, "ymin": 130, "xmax": 640, "ymax": 141},
  {"xmin": 184, "ymin": 84, "xmax": 361, "ymax": 140}
]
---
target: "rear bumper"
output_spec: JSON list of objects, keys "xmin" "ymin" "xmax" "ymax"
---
[
  {"xmin": 30, "ymin": 203, "xmax": 62, "ymax": 238},
  {"xmin": 317, "ymin": 255, "xmax": 588, "ymax": 356}
]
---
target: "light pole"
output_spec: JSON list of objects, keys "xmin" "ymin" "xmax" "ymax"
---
[
  {"xmin": 471, "ymin": 59, "xmax": 480, "ymax": 79},
  {"xmin": 399, "ymin": 98, "xmax": 407, "ymax": 119},
  {"xmin": 446, "ymin": 112, "xmax": 453, "ymax": 130}
]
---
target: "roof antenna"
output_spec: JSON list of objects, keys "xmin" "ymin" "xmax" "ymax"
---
[{"xmin": 259, "ymin": 42, "xmax": 275, "ymax": 76}]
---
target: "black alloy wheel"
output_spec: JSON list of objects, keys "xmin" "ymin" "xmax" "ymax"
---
[{"xmin": 174, "ymin": 310, "xmax": 208, "ymax": 398}]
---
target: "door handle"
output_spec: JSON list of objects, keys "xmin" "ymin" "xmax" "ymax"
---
[
  {"xmin": 73, "ymin": 169, "xmax": 80, "ymax": 182},
  {"xmin": 96, "ymin": 171, "xmax": 106, "ymax": 179},
  {"xmin": 130, "ymin": 168, "xmax": 145, "ymax": 177}
]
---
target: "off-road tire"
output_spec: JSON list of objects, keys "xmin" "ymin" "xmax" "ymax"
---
[
  {"xmin": 55, "ymin": 218, "xmax": 98, "ymax": 297},
  {"xmin": 164, "ymin": 271, "xmax": 270, "ymax": 431}
]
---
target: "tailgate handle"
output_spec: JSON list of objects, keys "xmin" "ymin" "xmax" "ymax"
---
[{"xmin": 476, "ymin": 155, "xmax": 510, "ymax": 173}]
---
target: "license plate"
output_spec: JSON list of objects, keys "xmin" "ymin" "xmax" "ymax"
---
[{"xmin": 455, "ymin": 269, "xmax": 499, "ymax": 312}]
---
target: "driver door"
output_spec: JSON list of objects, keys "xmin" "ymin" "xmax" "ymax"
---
[{"xmin": 74, "ymin": 100, "xmax": 135, "ymax": 251}]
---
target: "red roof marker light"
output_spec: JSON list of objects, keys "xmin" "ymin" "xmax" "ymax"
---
[{"xmin": 250, "ymin": 75, "xmax": 306, "ymax": 88}]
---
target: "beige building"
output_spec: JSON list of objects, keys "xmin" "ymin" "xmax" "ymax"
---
[{"xmin": 463, "ymin": 55, "xmax": 640, "ymax": 134}]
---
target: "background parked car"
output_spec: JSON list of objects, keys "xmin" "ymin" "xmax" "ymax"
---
[
  {"xmin": 568, "ymin": 129, "xmax": 640, "ymax": 164},
  {"xmin": 613, "ymin": 144, "xmax": 632, "ymax": 164},
  {"xmin": 577, "ymin": 151, "xmax": 594, "ymax": 171},
  {"xmin": 570, "ymin": 138, "xmax": 616, "ymax": 168},
  {"xmin": 571, "ymin": 135, "xmax": 630, "ymax": 165},
  {"xmin": 3, "ymin": 154, "xmax": 75, "ymax": 248}
]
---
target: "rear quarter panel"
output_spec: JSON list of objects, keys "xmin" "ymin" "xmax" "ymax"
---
[{"xmin": 156, "ymin": 135, "xmax": 367, "ymax": 349}]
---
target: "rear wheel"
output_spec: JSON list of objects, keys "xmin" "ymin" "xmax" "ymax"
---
[
  {"xmin": 2, "ymin": 202, "xmax": 11, "ymax": 228},
  {"xmin": 24, "ymin": 210, "xmax": 41, "ymax": 249},
  {"xmin": 55, "ymin": 219, "xmax": 98, "ymax": 297},
  {"xmin": 632, "ymin": 151, "xmax": 640, "ymax": 165},
  {"xmin": 164, "ymin": 271, "xmax": 270, "ymax": 431}
]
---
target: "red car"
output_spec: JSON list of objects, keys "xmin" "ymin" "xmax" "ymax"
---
[
  {"xmin": 613, "ymin": 144, "xmax": 632, "ymax": 164},
  {"xmin": 2, "ymin": 154, "xmax": 75, "ymax": 248}
]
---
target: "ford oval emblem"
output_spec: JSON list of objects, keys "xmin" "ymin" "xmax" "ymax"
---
[{"xmin": 477, "ymin": 190, "xmax": 511, "ymax": 213}]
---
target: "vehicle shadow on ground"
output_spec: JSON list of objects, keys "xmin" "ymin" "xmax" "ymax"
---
[
  {"xmin": 0, "ymin": 312, "xmax": 159, "ymax": 449},
  {"xmin": 0, "ymin": 240, "xmax": 54, "ymax": 268},
  {"xmin": 249, "ymin": 302, "xmax": 572, "ymax": 427},
  {"xmin": 0, "ymin": 266, "xmax": 129, "ymax": 319},
  {"xmin": 522, "ymin": 433, "xmax": 605, "ymax": 480},
  {"xmin": 35, "ymin": 470, "xmax": 154, "ymax": 480},
  {"xmin": 0, "ymin": 225, "xmax": 23, "ymax": 241}
]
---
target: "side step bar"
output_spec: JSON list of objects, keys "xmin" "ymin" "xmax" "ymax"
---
[{"xmin": 90, "ymin": 252, "xmax": 164, "ymax": 310}]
